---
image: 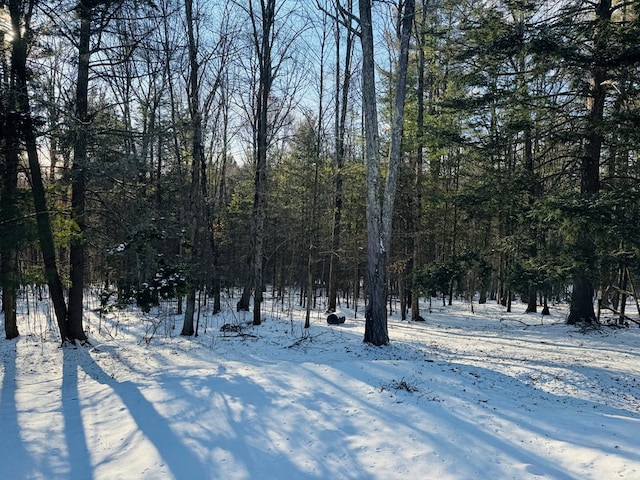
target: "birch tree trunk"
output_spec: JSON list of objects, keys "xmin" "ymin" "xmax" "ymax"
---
[{"xmin": 360, "ymin": 0, "xmax": 414, "ymax": 345}]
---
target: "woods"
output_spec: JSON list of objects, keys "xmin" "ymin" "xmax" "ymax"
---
[{"xmin": 1, "ymin": 0, "xmax": 640, "ymax": 342}]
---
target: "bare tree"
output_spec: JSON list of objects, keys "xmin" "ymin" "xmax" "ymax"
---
[
  {"xmin": 327, "ymin": 0, "xmax": 354, "ymax": 314},
  {"xmin": 234, "ymin": 0, "xmax": 305, "ymax": 325},
  {"xmin": 247, "ymin": 0, "xmax": 275, "ymax": 325},
  {"xmin": 180, "ymin": 0, "xmax": 206, "ymax": 335},
  {"xmin": 360, "ymin": 0, "xmax": 414, "ymax": 345}
]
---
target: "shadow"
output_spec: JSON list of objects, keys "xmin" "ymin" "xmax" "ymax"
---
[
  {"xmin": 62, "ymin": 346, "xmax": 93, "ymax": 479},
  {"xmin": 0, "ymin": 338, "xmax": 32, "ymax": 478},
  {"xmin": 60, "ymin": 342, "xmax": 326, "ymax": 480},
  {"xmin": 62, "ymin": 346, "xmax": 210, "ymax": 479},
  {"xmin": 53, "ymin": 303, "xmax": 640, "ymax": 479},
  {"xmin": 231, "ymin": 315, "xmax": 640, "ymax": 478},
  {"xmin": 295, "ymin": 346, "xmax": 640, "ymax": 478}
]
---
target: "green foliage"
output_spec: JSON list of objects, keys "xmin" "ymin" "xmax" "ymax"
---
[
  {"xmin": 507, "ymin": 260, "xmax": 570, "ymax": 298},
  {"xmin": 52, "ymin": 214, "xmax": 81, "ymax": 249},
  {"xmin": 414, "ymin": 250, "xmax": 492, "ymax": 299},
  {"xmin": 0, "ymin": 189, "xmax": 39, "ymax": 253},
  {"xmin": 113, "ymin": 266, "xmax": 187, "ymax": 313},
  {"xmin": 21, "ymin": 265, "xmax": 47, "ymax": 286},
  {"xmin": 4, "ymin": 0, "xmax": 637, "ymax": 321},
  {"xmin": 415, "ymin": 261, "xmax": 455, "ymax": 298}
]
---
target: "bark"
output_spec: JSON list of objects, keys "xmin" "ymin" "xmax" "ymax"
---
[
  {"xmin": 567, "ymin": 0, "xmax": 611, "ymax": 325},
  {"xmin": 360, "ymin": 0, "xmax": 385, "ymax": 344},
  {"xmin": 568, "ymin": 269, "xmax": 596, "ymax": 324},
  {"xmin": 618, "ymin": 268, "xmax": 628, "ymax": 326},
  {"xmin": 212, "ymin": 77, "xmax": 230, "ymax": 316},
  {"xmin": 238, "ymin": 284, "xmax": 251, "ymax": 311},
  {"xmin": 305, "ymin": 161, "xmax": 320, "ymax": 329},
  {"xmin": 399, "ymin": 275, "xmax": 407, "ymax": 321},
  {"xmin": 361, "ymin": 0, "xmax": 414, "ymax": 345},
  {"xmin": 68, "ymin": 0, "xmax": 92, "ymax": 342},
  {"xmin": 541, "ymin": 295, "xmax": 550, "ymax": 315},
  {"xmin": 1, "ymin": 25, "xmax": 20, "ymax": 339},
  {"xmin": 8, "ymin": 0, "xmax": 71, "ymax": 341},
  {"xmin": 525, "ymin": 287, "xmax": 537, "ymax": 313},
  {"xmin": 181, "ymin": 0, "xmax": 206, "ymax": 336},
  {"xmin": 411, "ymin": 0, "xmax": 427, "ymax": 321},
  {"xmin": 249, "ymin": 0, "xmax": 275, "ymax": 326},
  {"xmin": 27, "ymin": 123, "xmax": 71, "ymax": 341},
  {"xmin": 181, "ymin": 288, "xmax": 196, "ymax": 336},
  {"xmin": 327, "ymin": 0, "xmax": 353, "ymax": 313},
  {"xmin": 0, "ymin": 159, "xmax": 18, "ymax": 336}
]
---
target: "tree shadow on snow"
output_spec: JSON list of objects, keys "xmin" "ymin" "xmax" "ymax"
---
[
  {"xmin": 264, "ymin": 320, "xmax": 640, "ymax": 478},
  {"xmin": 0, "ymin": 339, "xmax": 32, "ymax": 478},
  {"xmin": 62, "ymin": 345, "xmax": 210, "ymax": 479},
  {"xmin": 60, "ymin": 341, "xmax": 324, "ymax": 480}
]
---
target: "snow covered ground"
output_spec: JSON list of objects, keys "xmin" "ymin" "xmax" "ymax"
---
[{"xmin": 1, "ymin": 291, "xmax": 639, "ymax": 479}]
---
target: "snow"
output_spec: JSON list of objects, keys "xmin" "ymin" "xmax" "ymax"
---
[{"xmin": 1, "ymin": 293, "xmax": 640, "ymax": 479}]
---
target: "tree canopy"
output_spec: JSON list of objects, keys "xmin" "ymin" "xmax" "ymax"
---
[{"xmin": 1, "ymin": 0, "xmax": 639, "ymax": 341}]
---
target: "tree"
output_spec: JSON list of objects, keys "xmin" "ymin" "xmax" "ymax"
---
[
  {"xmin": 236, "ymin": 0, "xmax": 303, "ymax": 324},
  {"xmin": 248, "ymin": 0, "xmax": 274, "ymax": 325},
  {"xmin": 179, "ymin": 0, "xmax": 234, "ymax": 335},
  {"xmin": 67, "ymin": 0, "xmax": 96, "ymax": 343},
  {"xmin": 1, "ymin": 0, "xmax": 20, "ymax": 339},
  {"xmin": 179, "ymin": 0, "xmax": 205, "ymax": 336},
  {"xmin": 326, "ymin": 0, "xmax": 354, "ymax": 314},
  {"xmin": 6, "ymin": 0, "xmax": 71, "ymax": 341},
  {"xmin": 409, "ymin": 0, "xmax": 428, "ymax": 321},
  {"xmin": 360, "ymin": 0, "xmax": 414, "ymax": 345},
  {"xmin": 567, "ymin": 0, "xmax": 613, "ymax": 324}
]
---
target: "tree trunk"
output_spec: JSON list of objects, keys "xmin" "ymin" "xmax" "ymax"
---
[
  {"xmin": 568, "ymin": 270, "xmax": 596, "ymax": 324},
  {"xmin": 27, "ymin": 126, "xmax": 70, "ymax": 341},
  {"xmin": 541, "ymin": 295, "xmax": 550, "ymax": 315},
  {"xmin": 1, "ymin": 38, "xmax": 20, "ymax": 339},
  {"xmin": 181, "ymin": 0, "xmax": 206, "ymax": 336},
  {"xmin": 212, "ymin": 77, "xmax": 231, "ymax": 316},
  {"xmin": 618, "ymin": 268, "xmax": 628, "ymax": 326},
  {"xmin": 525, "ymin": 287, "xmax": 537, "ymax": 313},
  {"xmin": 327, "ymin": 0, "xmax": 353, "ymax": 314},
  {"xmin": 567, "ymin": 1, "xmax": 611, "ymax": 325},
  {"xmin": 305, "ymin": 148, "xmax": 321, "ymax": 329},
  {"xmin": 360, "ymin": 0, "xmax": 386, "ymax": 345},
  {"xmin": 8, "ymin": 0, "xmax": 71, "ymax": 341},
  {"xmin": 361, "ymin": 0, "xmax": 414, "ymax": 345},
  {"xmin": 68, "ymin": 0, "xmax": 92, "ymax": 342},
  {"xmin": 238, "ymin": 284, "xmax": 251, "ymax": 311},
  {"xmin": 411, "ymin": 0, "xmax": 427, "ymax": 321},
  {"xmin": 305, "ymin": 254, "xmax": 313, "ymax": 328},
  {"xmin": 249, "ymin": 0, "xmax": 275, "ymax": 326},
  {"xmin": 181, "ymin": 288, "xmax": 196, "ymax": 336},
  {"xmin": 0, "ymin": 206, "xmax": 19, "ymax": 338},
  {"xmin": 399, "ymin": 274, "xmax": 407, "ymax": 321}
]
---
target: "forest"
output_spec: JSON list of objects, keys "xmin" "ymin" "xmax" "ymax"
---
[{"xmin": 1, "ymin": 0, "xmax": 639, "ymax": 345}]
